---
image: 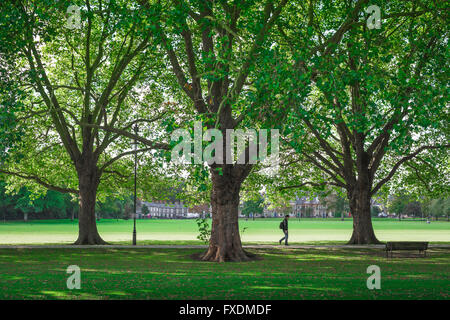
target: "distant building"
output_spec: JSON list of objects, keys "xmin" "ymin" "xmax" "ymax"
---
[
  {"xmin": 263, "ymin": 196, "xmax": 331, "ymax": 218},
  {"xmin": 190, "ymin": 204, "xmax": 212, "ymax": 218},
  {"xmin": 263, "ymin": 205, "xmax": 289, "ymax": 218},
  {"xmin": 137, "ymin": 200, "xmax": 211, "ymax": 219},
  {"xmin": 138, "ymin": 200, "xmax": 188, "ymax": 219},
  {"xmin": 290, "ymin": 196, "xmax": 330, "ymax": 218}
]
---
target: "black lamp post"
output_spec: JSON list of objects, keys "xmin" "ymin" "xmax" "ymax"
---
[{"xmin": 132, "ymin": 125, "xmax": 138, "ymax": 246}]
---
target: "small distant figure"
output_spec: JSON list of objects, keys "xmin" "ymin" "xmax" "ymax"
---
[
  {"xmin": 279, "ymin": 214, "xmax": 289, "ymax": 246},
  {"xmin": 427, "ymin": 217, "xmax": 430, "ymax": 224}
]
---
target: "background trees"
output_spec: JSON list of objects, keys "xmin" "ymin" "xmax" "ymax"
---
[
  {"xmin": 321, "ymin": 192, "xmax": 350, "ymax": 218},
  {"xmin": 426, "ymin": 198, "xmax": 449, "ymax": 221},
  {"xmin": 388, "ymin": 193, "xmax": 422, "ymax": 219},
  {"xmin": 0, "ymin": 180, "xmax": 77, "ymax": 221},
  {"xmin": 241, "ymin": 196, "xmax": 264, "ymax": 219}
]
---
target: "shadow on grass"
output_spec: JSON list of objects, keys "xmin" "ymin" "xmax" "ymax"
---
[
  {"xmin": 189, "ymin": 249, "xmax": 263, "ymax": 263},
  {"xmin": 0, "ymin": 247, "xmax": 448, "ymax": 299}
]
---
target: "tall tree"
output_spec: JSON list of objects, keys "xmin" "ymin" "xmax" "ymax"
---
[
  {"xmin": 135, "ymin": 0, "xmax": 290, "ymax": 261},
  {"xmin": 264, "ymin": 0, "xmax": 449, "ymax": 243},
  {"xmin": 0, "ymin": 0, "xmax": 169, "ymax": 244}
]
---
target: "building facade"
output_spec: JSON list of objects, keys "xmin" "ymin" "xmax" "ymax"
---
[
  {"xmin": 138, "ymin": 200, "xmax": 211, "ymax": 219},
  {"xmin": 139, "ymin": 200, "xmax": 189, "ymax": 219},
  {"xmin": 290, "ymin": 196, "xmax": 330, "ymax": 218},
  {"xmin": 263, "ymin": 196, "xmax": 331, "ymax": 218}
]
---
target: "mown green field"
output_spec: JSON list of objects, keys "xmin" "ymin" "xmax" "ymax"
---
[
  {"xmin": 0, "ymin": 218, "xmax": 449, "ymax": 244},
  {"xmin": 0, "ymin": 247, "xmax": 448, "ymax": 299},
  {"xmin": 0, "ymin": 219, "xmax": 448, "ymax": 300}
]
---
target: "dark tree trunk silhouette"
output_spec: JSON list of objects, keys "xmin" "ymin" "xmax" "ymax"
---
[
  {"xmin": 201, "ymin": 167, "xmax": 251, "ymax": 262},
  {"xmin": 347, "ymin": 186, "xmax": 381, "ymax": 244},
  {"xmin": 74, "ymin": 161, "xmax": 106, "ymax": 245}
]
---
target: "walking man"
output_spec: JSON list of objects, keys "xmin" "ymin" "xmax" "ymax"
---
[{"xmin": 279, "ymin": 214, "xmax": 289, "ymax": 246}]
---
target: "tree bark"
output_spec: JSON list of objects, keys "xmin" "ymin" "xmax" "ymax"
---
[
  {"xmin": 201, "ymin": 168, "xmax": 251, "ymax": 262},
  {"xmin": 347, "ymin": 187, "xmax": 381, "ymax": 244},
  {"xmin": 74, "ymin": 164, "xmax": 106, "ymax": 245}
]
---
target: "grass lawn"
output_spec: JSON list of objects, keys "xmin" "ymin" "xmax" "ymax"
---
[
  {"xmin": 0, "ymin": 218, "xmax": 449, "ymax": 245},
  {"xmin": 0, "ymin": 247, "xmax": 448, "ymax": 300}
]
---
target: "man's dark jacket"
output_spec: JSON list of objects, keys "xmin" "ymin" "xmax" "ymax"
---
[{"xmin": 281, "ymin": 219, "xmax": 288, "ymax": 231}]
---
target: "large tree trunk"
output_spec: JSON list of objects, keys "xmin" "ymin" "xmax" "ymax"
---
[
  {"xmin": 74, "ymin": 164, "xmax": 106, "ymax": 245},
  {"xmin": 201, "ymin": 168, "xmax": 251, "ymax": 262},
  {"xmin": 347, "ymin": 187, "xmax": 381, "ymax": 244}
]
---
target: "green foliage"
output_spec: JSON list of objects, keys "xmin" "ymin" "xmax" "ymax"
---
[
  {"xmin": 388, "ymin": 193, "xmax": 427, "ymax": 217},
  {"xmin": 0, "ymin": 179, "xmax": 138, "ymax": 220},
  {"xmin": 0, "ymin": 180, "xmax": 77, "ymax": 220},
  {"xmin": 0, "ymin": 0, "xmax": 171, "ymax": 204},
  {"xmin": 427, "ymin": 198, "xmax": 450, "ymax": 218},
  {"xmin": 0, "ymin": 51, "xmax": 24, "ymax": 162},
  {"xmin": 0, "ymin": 0, "xmax": 448, "ymax": 238},
  {"xmin": 96, "ymin": 196, "xmax": 134, "ymax": 220},
  {"xmin": 389, "ymin": 194, "xmax": 410, "ymax": 216},
  {"xmin": 141, "ymin": 204, "xmax": 150, "ymax": 216},
  {"xmin": 249, "ymin": 0, "xmax": 449, "ymax": 214},
  {"xmin": 370, "ymin": 206, "xmax": 382, "ymax": 217},
  {"xmin": 320, "ymin": 193, "xmax": 349, "ymax": 217},
  {"xmin": 195, "ymin": 217, "xmax": 211, "ymax": 244},
  {"xmin": 403, "ymin": 201, "xmax": 422, "ymax": 217},
  {"xmin": 241, "ymin": 196, "xmax": 264, "ymax": 217}
]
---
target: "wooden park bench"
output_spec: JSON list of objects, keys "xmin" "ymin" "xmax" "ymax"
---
[{"xmin": 385, "ymin": 241, "xmax": 428, "ymax": 258}]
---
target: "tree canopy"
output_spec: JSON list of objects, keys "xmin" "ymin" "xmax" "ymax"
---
[{"xmin": 0, "ymin": 0, "xmax": 448, "ymax": 256}]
